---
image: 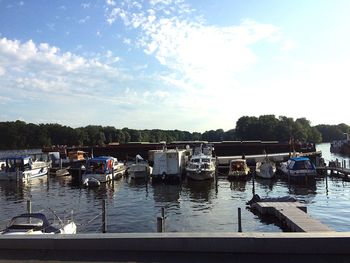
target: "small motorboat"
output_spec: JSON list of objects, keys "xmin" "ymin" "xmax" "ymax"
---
[
  {"xmin": 127, "ymin": 155, "xmax": 152, "ymax": 180},
  {"xmin": 279, "ymin": 157, "xmax": 316, "ymax": 180},
  {"xmin": 1, "ymin": 213, "xmax": 77, "ymax": 235},
  {"xmin": 255, "ymin": 158, "xmax": 276, "ymax": 179},
  {"xmin": 228, "ymin": 159, "xmax": 250, "ymax": 180},
  {"xmin": 0, "ymin": 156, "xmax": 49, "ymax": 181}
]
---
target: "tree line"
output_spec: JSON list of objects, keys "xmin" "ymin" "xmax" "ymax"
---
[{"xmin": 0, "ymin": 116, "xmax": 348, "ymax": 149}]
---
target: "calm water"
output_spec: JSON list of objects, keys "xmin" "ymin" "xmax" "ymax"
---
[{"xmin": 0, "ymin": 143, "xmax": 349, "ymax": 233}]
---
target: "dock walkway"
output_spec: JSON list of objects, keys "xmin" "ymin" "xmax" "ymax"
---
[
  {"xmin": 252, "ymin": 202, "xmax": 333, "ymax": 232},
  {"xmin": 317, "ymin": 166, "xmax": 350, "ymax": 177}
]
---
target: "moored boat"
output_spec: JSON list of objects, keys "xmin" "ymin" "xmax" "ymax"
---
[
  {"xmin": 228, "ymin": 159, "xmax": 250, "ymax": 180},
  {"xmin": 82, "ymin": 156, "xmax": 125, "ymax": 185},
  {"xmin": 1, "ymin": 212, "xmax": 77, "ymax": 235},
  {"xmin": 127, "ymin": 155, "xmax": 152, "ymax": 180},
  {"xmin": 279, "ymin": 157, "xmax": 316, "ymax": 180},
  {"xmin": 186, "ymin": 145, "xmax": 216, "ymax": 181},
  {"xmin": 255, "ymin": 158, "xmax": 276, "ymax": 179},
  {"xmin": 151, "ymin": 149, "xmax": 187, "ymax": 182},
  {"xmin": 0, "ymin": 156, "xmax": 49, "ymax": 181}
]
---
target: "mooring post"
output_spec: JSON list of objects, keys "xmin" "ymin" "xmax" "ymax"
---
[
  {"xmin": 157, "ymin": 217, "xmax": 164, "ymax": 232},
  {"xmin": 78, "ymin": 167, "xmax": 82, "ymax": 186},
  {"xmin": 238, "ymin": 207, "xmax": 242, "ymax": 232},
  {"xmin": 27, "ymin": 199, "xmax": 32, "ymax": 213},
  {"xmin": 161, "ymin": 207, "xmax": 165, "ymax": 231},
  {"xmin": 252, "ymin": 171, "xmax": 255, "ymax": 195},
  {"xmin": 325, "ymin": 173, "xmax": 328, "ymax": 194},
  {"xmin": 102, "ymin": 199, "xmax": 107, "ymax": 233}
]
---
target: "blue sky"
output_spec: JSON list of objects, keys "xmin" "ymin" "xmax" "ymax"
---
[{"xmin": 1, "ymin": 0, "xmax": 350, "ymax": 132}]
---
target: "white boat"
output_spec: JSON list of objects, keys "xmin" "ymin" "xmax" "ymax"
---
[
  {"xmin": 186, "ymin": 145, "xmax": 216, "ymax": 181},
  {"xmin": 228, "ymin": 159, "xmax": 250, "ymax": 179},
  {"xmin": 151, "ymin": 148, "xmax": 187, "ymax": 182},
  {"xmin": 1, "ymin": 213, "xmax": 77, "ymax": 235},
  {"xmin": 82, "ymin": 156, "xmax": 125, "ymax": 185},
  {"xmin": 279, "ymin": 157, "xmax": 316, "ymax": 179},
  {"xmin": 0, "ymin": 156, "xmax": 49, "ymax": 181},
  {"xmin": 128, "ymin": 155, "xmax": 152, "ymax": 180},
  {"xmin": 255, "ymin": 158, "xmax": 276, "ymax": 179}
]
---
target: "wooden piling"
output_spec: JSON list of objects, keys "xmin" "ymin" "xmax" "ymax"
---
[
  {"xmin": 238, "ymin": 207, "xmax": 242, "ymax": 233},
  {"xmin": 78, "ymin": 167, "xmax": 82, "ymax": 186},
  {"xmin": 26, "ymin": 199, "xmax": 31, "ymax": 214},
  {"xmin": 102, "ymin": 199, "xmax": 107, "ymax": 233},
  {"xmin": 157, "ymin": 217, "xmax": 164, "ymax": 233}
]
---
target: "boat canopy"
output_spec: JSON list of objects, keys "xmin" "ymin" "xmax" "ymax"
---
[
  {"xmin": 288, "ymin": 157, "xmax": 315, "ymax": 170},
  {"xmin": 86, "ymin": 156, "xmax": 114, "ymax": 173},
  {"xmin": 2, "ymin": 156, "xmax": 33, "ymax": 172},
  {"xmin": 7, "ymin": 213, "xmax": 59, "ymax": 233}
]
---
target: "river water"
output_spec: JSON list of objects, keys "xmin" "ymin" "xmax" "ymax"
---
[{"xmin": 0, "ymin": 143, "xmax": 349, "ymax": 233}]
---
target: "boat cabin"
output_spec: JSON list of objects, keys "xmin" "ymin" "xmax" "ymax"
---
[
  {"xmin": 286, "ymin": 157, "xmax": 315, "ymax": 171},
  {"xmin": 86, "ymin": 157, "xmax": 114, "ymax": 174},
  {"xmin": 230, "ymin": 159, "xmax": 248, "ymax": 172},
  {"xmin": 1, "ymin": 156, "xmax": 33, "ymax": 173}
]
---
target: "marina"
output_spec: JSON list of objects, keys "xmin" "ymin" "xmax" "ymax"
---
[{"xmin": 0, "ymin": 143, "xmax": 349, "ymax": 234}]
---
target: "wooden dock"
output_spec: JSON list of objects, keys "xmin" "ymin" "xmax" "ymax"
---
[
  {"xmin": 317, "ymin": 166, "xmax": 350, "ymax": 177},
  {"xmin": 252, "ymin": 202, "xmax": 333, "ymax": 232}
]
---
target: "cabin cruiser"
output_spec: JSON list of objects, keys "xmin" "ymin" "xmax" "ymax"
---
[
  {"xmin": 0, "ymin": 156, "xmax": 49, "ymax": 181},
  {"xmin": 82, "ymin": 156, "xmax": 125, "ymax": 186},
  {"xmin": 1, "ymin": 213, "xmax": 77, "ymax": 235},
  {"xmin": 279, "ymin": 157, "xmax": 316, "ymax": 179},
  {"xmin": 185, "ymin": 145, "xmax": 216, "ymax": 181},
  {"xmin": 228, "ymin": 159, "xmax": 250, "ymax": 180}
]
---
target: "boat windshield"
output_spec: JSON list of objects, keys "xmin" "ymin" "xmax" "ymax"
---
[
  {"xmin": 9, "ymin": 217, "xmax": 44, "ymax": 228},
  {"xmin": 87, "ymin": 161, "xmax": 106, "ymax": 174},
  {"xmin": 202, "ymin": 158, "xmax": 210, "ymax": 163},
  {"xmin": 231, "ymin": 161, "xmax": 245, "ymax": 171}
]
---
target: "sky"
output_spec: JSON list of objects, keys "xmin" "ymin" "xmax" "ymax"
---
[{"xmin": 0, "ymin": 0, "xmax": 350, "ymax": 132}]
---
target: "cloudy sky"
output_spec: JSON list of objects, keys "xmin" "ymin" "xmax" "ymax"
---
[{"xmin": 0, "ymin": 0, "xmax": 349, "ymax": 132}]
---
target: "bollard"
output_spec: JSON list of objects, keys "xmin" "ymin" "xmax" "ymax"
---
[
  {"xmin": 102, "ymin": 199, "xmax": 107, "ymax": 233},
  {"xmin": 325, "ymin": 173, "xmax": 328, "ymax": 194},
  {"xmin": 157, "ymin": 217, "xmax": 164, "ymax": 233},
  {"xmin": 27, "ymin": 199, "xmax": 32, "ymax": 213},
  {"xmin": 238, "ymin": 207, "xmax": 242, "ymax": 232}
]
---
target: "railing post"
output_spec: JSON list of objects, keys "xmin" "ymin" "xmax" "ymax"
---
[
  {"xmin": 27, "ymin": 199, "xmax": 32, "ymax": 213},
  {"xmin": 157, "ymin": 217, "xmax": 164, "ymax": 232},
  {"xmin": 102, "ymin": 199, "xmax": 107, "ymax": 233},
  {"xmin": 238, "ymin": 207, "xmax": 242, "ymax": 232}
]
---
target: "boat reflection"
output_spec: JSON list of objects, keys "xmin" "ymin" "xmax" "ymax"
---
[
  {"xmin": 229, "ymin": 179, "xmax": 247, "ymax": 192},
  {"xmin": 184, "ymin": 179, "xmax": 215, "ymax": 202}
]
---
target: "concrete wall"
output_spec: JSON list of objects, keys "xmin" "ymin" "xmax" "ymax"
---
[{"xmin": 0, "ymin": 232, "xmax": 349, "ymax": 262}]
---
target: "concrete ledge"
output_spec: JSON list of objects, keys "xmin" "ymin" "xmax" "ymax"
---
[{"xmin": 1, "ymin": 232, "xmax": 350, "ymax": 255}]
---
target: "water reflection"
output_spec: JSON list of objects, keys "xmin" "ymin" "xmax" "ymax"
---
[
  {"xmin": 229, "ymin": 179, "xmax": 248, "ymax": 192},
  {"xmin": 184, "ymin": 179, "xmax": 215, "ymax": 202},
  {"xmin": 152, "ymin": 183, "xmax": 181, "ymax": 204}
]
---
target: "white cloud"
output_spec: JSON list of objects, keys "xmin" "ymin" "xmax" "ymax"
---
[
  {"xmin": 78, "ymin": 16, "xmax": 90, "ymax": 24},
  {"xmin": 81, "ymin": 3, "xmax": 90, "ymax": 9},
  {"xmin": 104, "ymin": 1, "xmax": 288, "ymax": 130},
  {"xmin": 0, "ymin": 37, "xmax": 128, "ymax": 102}
]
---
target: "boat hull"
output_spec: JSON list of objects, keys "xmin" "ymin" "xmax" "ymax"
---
[{"xmin": 186, "ymin": 169, "xmax": 215, "ymax": 181}]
